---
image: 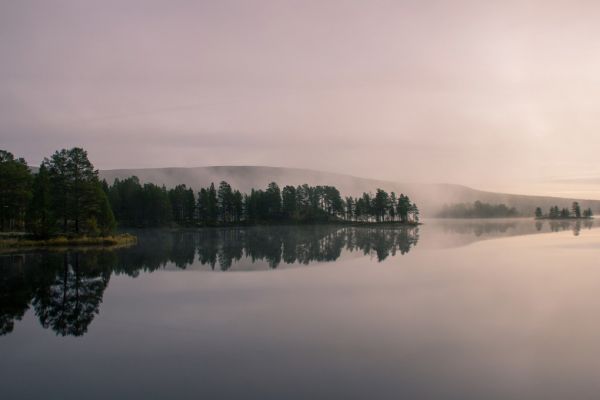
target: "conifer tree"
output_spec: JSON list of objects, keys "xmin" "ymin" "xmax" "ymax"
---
[
  {"xmin": 535, "ymin": 207, "xmax": 543, "ymax": 218},
  {"xmin": 26, "ymin": 164, "xmax": 55, "ymax": 237},
  {"xmin": 0, "ymin": 150, "xmax": 32, "ymax": 231},
  {"xmin": 572, "ymin": 202, "xmax": 581, "ymax": 218}
]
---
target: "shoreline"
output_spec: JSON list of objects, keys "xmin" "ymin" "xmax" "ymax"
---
[
  {"xmin": 534, "ymin": 217, "xmax": 594, "ymax": 221},
  {"xmin": 121, "ymin": 221, "xmax": 422, "ymax": 230},
  {"xmin": 0, "ymin": 233, "xmax": 138, "ymax": 252}
]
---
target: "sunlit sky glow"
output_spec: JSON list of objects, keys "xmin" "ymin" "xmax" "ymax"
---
[{"xmin": 2, "ymin": 0, "xmax": 600, "ymax": 197}]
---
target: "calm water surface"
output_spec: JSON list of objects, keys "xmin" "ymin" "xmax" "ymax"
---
[{"xmin": 1, "ymin": 219, "xmax": 600, "ymax": 399}]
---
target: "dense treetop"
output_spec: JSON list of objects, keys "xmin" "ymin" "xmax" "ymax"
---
[{"xmin": 1, "ymin": 148, "xmax": 114, "ymax": 237}]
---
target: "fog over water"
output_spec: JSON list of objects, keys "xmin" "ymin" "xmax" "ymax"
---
[{"xmin": 3, "ymin": 1, "xmax": 600, "ymax": 197}]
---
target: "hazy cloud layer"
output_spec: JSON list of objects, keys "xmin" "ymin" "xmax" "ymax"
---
[{"xmin": 2, "ymin": 0, "xmax": 600, "ymax": 196}]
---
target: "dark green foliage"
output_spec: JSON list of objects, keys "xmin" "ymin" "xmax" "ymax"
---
[
  {"xmin": 43, "ymin": 148, "xmax": 102, "ymax": 234},
  {"xmin": 0, "ymin": 147, "xmax": 420, "ymax": 231},
  {"xmin": 169, "ymin": 184, "xmax": 195, "ymax": 225},
  {"xmin": 141, "ymin": 184, "xmax": 173, "ymax": 227},
  {"xmin": 538, "ymin": 203, "xmax": 592, "ymax": 219},
  {"xmin": 232, "ymin": 190, "xmax": 243, "ymax": 223},
  {"xmin": 438, "ymin": 201, "xmax": 519, "ymax": 218},
  {"xmin": 0, "ymin": 150, "xmax": 33, "ymax": 231},
  {"xmin": 282, "ymin": 185, "xmax": 297, "ymax": 219},
  {"xmin": 197, "ymin": 183, "xmax": 218, "ymax": 225},
  {"xmin": 94, "ymin": 185, "xmax": 116, "ymax": 235},
  {"xmin": 26, "ymin": 164, "xmax": 55, "ymax": 238},
  {"xmin": 108, "ymin": 177, "xmax": 172, "ymax": 227},
  {"xmin": 397, "ymin": 194, "xmax": 412, "ymax": 222},
  {"xmin": 572, "ymin": 202, "xmax": 581, "ymax": 218},
  {"xmin": 194, "ymin": 182, "xmax": 418, "ymax": 225},
  {"xmin": 2, "ymin": 147, "xmax": 117, "ymax": 237},
  {"xmin": 217, "ymin": 181, "xmax": 234, "ymax": 223},
  {"xmin": 373, "ymin": 189, "xmax": 389, "ymax": 222},
  {"xmin": 265, "ymin": 182, "xmax": 282, "ymax": 218}
]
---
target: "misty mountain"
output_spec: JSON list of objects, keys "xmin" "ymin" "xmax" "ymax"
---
[{"xmin": 99, "ymin": 166, "xmax": 600, "ymax": 217}]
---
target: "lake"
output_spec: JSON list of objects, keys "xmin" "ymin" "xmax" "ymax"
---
[{"xmin": 1, "ymin": 219, "xmax": 600, "ymax": 399}]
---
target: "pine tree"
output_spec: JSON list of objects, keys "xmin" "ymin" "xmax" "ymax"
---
[
  {"xmin": 572, "ymin": 202, "xmax": 581, "ymax": 218},
  {"xmin": 409, "ymin": 202, "xmax": 420, "ymax": 223},
  {"xmin": 265, "ymin": 182, "xmax": 282, "ymax": 219},
  {"xmin": 94, "ymin": 184, "xmax": 116, "ymax": 235},
  {"xmin": 207, "ymin": 183, "xmax": 218, "ymax": 225},
  {"xmin": 397, "ymin": 194, "xmax": 411, "ymax": 223},
  {"xmin": 217, "ymin": 181, "xmax": 234, "ymax": 223},
  {"xmin": 0, "ymin": 150, "xmax": 32, "ymax": 231},
  {"xmin": 389, "ymin": 192, "xmax": 397, "ymax": 221},
  {"xmin": 282, "ymin": 185, "xmax": 297, "ymax": 220},
  {"xmin": 44, "ymin": 148, "xmax": 99, "ymax": 234},
  {"xmin": 26, "ymin": 164, "xmax": 55, "ymax": 237}
]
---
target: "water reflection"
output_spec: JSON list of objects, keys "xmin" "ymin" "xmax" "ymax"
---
[
  {"xmin": 1, "ymin": 252, "xmax": 111, "ymax": 336},
  {"xmin": 436, "ymin": 218, "xmax": 594, "ymax": 237},
  {"xmin": 426, "ymin": 218, "xmax": 595, "ymax": 249},
  {"xmin": 0, "ymin": 226, "xmax": 419, "ymax": 336},
  {"xmin": 1, "ymin": 220, "xmax": 596, "ymax": 337}
]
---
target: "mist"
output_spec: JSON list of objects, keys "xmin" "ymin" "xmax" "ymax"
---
[{"xmin": 2, "ymin": 0, "xmax": 600, "ymax": 197}]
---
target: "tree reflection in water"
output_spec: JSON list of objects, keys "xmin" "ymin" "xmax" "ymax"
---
[{"xmin": 0, "ymin": 226, "xmax": 419, "ymax": 336}]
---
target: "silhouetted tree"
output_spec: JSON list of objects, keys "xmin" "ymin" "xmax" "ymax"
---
[
  {"xmin": 26, "ymin": 164, "xmax": 55, "ymax": 238},
  {"xmin": 535, "ymin": 207, "xmax": 543, "ymax": 219},
  {"xmin": 0, "ymin": 150, "xmax": 32, "ymax": 231},
  {"xmin": 43, "ymin": 148, "xmax": 100, "ymax": 234},
  {"xmin": 572, "ymin": 202, "xmax": 581, "ymax": 219},
  {"xmin": 282, "ymin": 185, "xmax": 297, "ymax": 219},
  {"xmin": 169, "ymin": 184, "xmax": 195, "ymax": 226}
]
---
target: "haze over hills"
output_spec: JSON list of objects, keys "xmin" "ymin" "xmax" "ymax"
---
[{"xmin": 99, "ymin": 166, "xmax": 600, "ymax": 217}]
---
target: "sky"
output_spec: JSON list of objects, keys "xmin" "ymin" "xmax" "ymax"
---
[{"xmin": 2, "ymin": 0, "xmax": 600, "ymax": 197}]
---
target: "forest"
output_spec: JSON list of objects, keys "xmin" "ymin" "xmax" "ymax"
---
[
  {"xmin": 437, "ymin": 201, "xmax": 519, "ymax": 218},
  {"xmin": 535, "ymin": 203, "xmax": 593, "ymax": 219},
  {"xmin": 0, "ymin": 147, "xmax": 420, "ymax": 236}
]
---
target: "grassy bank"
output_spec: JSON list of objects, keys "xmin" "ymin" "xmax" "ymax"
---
[{"xmin": 0, "ymin": 233, "xmax": 137, "ymax": 250}]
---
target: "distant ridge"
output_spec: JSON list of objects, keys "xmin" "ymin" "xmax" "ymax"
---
[{"xmin": 99, "ymin": 166, "xmax": 600, "ymax": 217}]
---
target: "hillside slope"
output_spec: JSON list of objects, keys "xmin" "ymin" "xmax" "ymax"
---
[{"xmin": 99, "ymin": 166, "xmax": 600, "ymax": 217}]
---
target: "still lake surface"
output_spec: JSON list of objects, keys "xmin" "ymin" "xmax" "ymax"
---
[{"xmin": 2, "ymin": 219, "xmax": 600, "ymax": 399}]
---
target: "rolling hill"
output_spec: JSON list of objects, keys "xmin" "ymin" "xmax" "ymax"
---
[{"xmin": 99, "ymin": 166, "xmax": 600, "ymax": 217}]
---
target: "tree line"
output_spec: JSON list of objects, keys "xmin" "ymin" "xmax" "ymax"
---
[
  {"xmin": 108, "ymin": 179, "xmax": 420, "ymax": 227},
  {"xmin": 1, "ymin": 147, "xmax": 420, "ymax": 233},
  {"xmin": 535, "ymin": 202, "xmax": 593, "ymax": 219}
]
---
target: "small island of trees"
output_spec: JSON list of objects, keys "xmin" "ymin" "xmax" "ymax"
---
[
  {"xmin": 0, "ymin": 146, "xmax": 420, "ymax": 248},
  {"xmin": 534, "ymin": 202, "xmax": 593, "ymax": 220}
]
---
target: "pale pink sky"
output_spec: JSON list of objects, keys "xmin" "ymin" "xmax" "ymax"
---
[{"xmin": 2, "ymin": 0, "xmax": 600, "ymax": 197}]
